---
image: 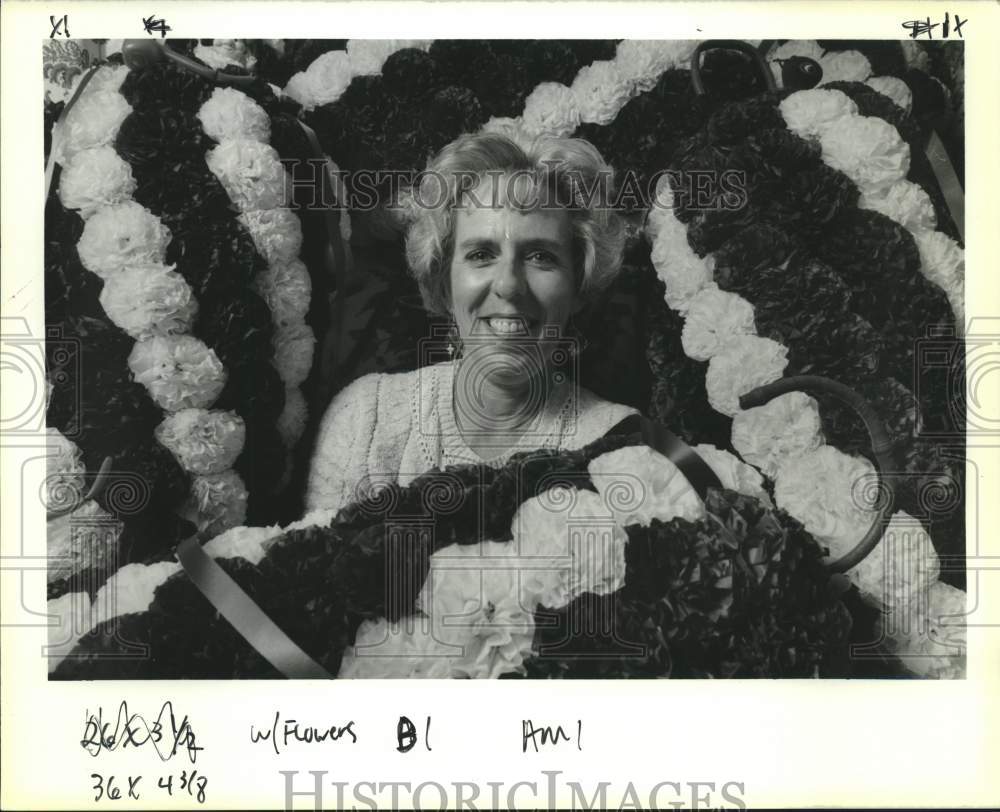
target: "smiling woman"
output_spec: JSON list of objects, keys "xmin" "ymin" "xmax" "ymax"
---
[{"xmin": 305, "ymin": 130, "xmax": 639, "ymax": 513}]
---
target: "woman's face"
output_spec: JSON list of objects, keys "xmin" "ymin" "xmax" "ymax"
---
[{"xmin": 448, "ymin": 177, "xmax": 581, "ymax": 386}]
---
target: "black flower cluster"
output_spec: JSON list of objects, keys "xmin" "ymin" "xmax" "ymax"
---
[
  {"xmin": 55, "ymin": 432, "xmax": 850, "ymax": 679},
  {"xmin": 523, "ymin": 488, "xmax": 852, "ymax": 678}
]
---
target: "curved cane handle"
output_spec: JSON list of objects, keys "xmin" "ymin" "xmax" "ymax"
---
[
  {"xmin": 122, "ymin": 40, "xmax": 257, "ymax": 88},
  {"xmin": 739, "ymin": 376, "xmax": 897, "ymax": 573},
  {"xmin": 690, "ymin": 39, "xmax": 777, "ymax": 97}
]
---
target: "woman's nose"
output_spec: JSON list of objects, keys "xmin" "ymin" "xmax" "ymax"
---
[{"xmin": 491, "ymin": 253, "xmax": 527, "ymax": 299}]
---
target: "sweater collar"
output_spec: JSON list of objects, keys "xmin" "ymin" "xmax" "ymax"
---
[{"xmin": 430, "ymin": 360, "xmax": 573, "ymax": 466}]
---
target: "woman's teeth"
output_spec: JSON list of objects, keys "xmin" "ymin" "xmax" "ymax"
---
[{"xmin": 487, "ymin": 317, "xmax": 530, "ymax": 334}]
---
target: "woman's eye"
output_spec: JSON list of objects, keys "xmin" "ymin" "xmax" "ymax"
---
[
  {"xmin": 465, "ymin": 250, "xmax": 493, "ymax": 262},
  {"xmin": 527, "ymin": 251, "xmax": 559, "ymax": 265}
]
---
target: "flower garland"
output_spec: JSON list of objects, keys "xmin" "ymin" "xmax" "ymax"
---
[
  {"xmin": 60, "ymin": 66, "xmax": 251, "ymax": 542},
  {"xmin": 196, "ymin": 86, "xmax": 314, "ymax": 486},
  {"xmin": 639, "ymin": 72, "xmax": 964, "ymax": 677},
  {"xmin": 52, "ymin": 431, "xmax": 851, "ymax": 679},
  {"xmin": 46, "ymin": 58, "xmax": 326, "ymax": 618},
  {"xmin": 778, "ymin": 85, "xmax": 964, "ymax": 324},
  {"xmin": 283, "ymin": 40, "xmax": 433, "ymax": 111}
]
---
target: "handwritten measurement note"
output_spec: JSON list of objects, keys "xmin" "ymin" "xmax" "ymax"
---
[{"xmin": 80, "ymin": 701, "xmax": 202, "ymax": 763}]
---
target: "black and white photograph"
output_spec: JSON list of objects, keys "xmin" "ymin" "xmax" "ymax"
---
[{"xmin": 36, "ymin": 34, "xmax": 971, "ymax": 682}]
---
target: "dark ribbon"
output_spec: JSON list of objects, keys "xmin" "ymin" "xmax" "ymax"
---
[
  {"xmin": 604, "ymin": 413, "xmax": 723, "ymax": 502},
  {"xmin": 176, "ymin": 535, "xmax": 333, "ymax": 679},
  {"xmin": 924, "ymin": 129, "xmax": 965, "ymax": 243}
]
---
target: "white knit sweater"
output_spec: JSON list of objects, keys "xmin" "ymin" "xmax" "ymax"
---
[{"xmin": 305, "ymin": 360, "xmax": 639, "ymax": 514}]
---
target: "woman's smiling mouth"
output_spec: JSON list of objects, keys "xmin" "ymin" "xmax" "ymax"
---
[{"xmin": 480, "ymin": 316, "xmax": 535, "ymax": 336}]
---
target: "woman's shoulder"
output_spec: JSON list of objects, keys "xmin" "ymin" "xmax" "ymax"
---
[{"xmin": 565, "ymin": 382, "xmax": 641, "ymax": 445}]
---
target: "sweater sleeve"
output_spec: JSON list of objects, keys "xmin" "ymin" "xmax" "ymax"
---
[{"xmin": 305, "ymin": 372, "xmax": 381, "ymax": 514}]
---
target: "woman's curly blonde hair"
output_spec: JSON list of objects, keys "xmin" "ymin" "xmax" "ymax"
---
[{"xmin": 403, "ymin": 128, "xmax": 626, "ymax": 319}]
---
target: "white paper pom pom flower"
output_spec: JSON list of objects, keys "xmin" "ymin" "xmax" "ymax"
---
[
  {"xmin": 705, "ymin": 336, "xmax": 788, "ymax": 417},
  {"xmin": 198, "ymin": 87, "xmax": 271, "ymax": 143},
  {"xmin": 127, "ymin": 335, "xmax": 227, "ymax": 412},
  {"xmin": 154, "ymin": 408, "xmax": 245, "ymax": 475},
  {"xmin": 76, "ymin": 201, "xmax": 171, "ymax": 280},
  {"xmin": 99, "ymin": 263, "xmax": 197, "ymax": 340},
  {"xmin": 58, "ymin": 146, "xmax": 136, "ymax": 220},
  {"xmin": 205, "ymin": 140, "xmax": 292, "ymax": 213},
  {"xmin": 731, "ymin": 391, "xmax": 824, "ymax": 478},
  {"xmin": 237, "ymin": 208, "xmax": 304, "ymax": 265},
  {"xmin": 521, "ymin": 83, "xmax": 581, "ymax": 138},
  {"xmin": 819, "ymin": 116, "xmax": 910, "ymax": 193},
  {"xmin": 252, "ymin": 258, "xmax": 312, "ymax": 327},
  {"xmin": 681, "ymin": 287, "xmax": 756, "ymax": 361}
]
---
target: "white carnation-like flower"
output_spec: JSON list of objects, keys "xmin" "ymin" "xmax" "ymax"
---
[
  {"xmin": 588, "ymin": 445, "xmax": 704, "ymax": 528},
  {"xmin": 87, "ymin": 63, "xmax": 130, "ymax": 93},
  {"xmin": 848, "ymin": 512, "xmax": 940, "ymax": 612},
  {"xmin": 615, "ymin": 40, "xmax": 680, "ymax": 92},
  {"xmin": 99, "ymin": 263, "xmax": 197, "ymax": 340},
  {"xmin": 692, "ymin": 444, "xmax": 771, "ymax": 505},
  {"xmin": 277, "ymin": 386, "xmax": 308, "ymax": 448},
  {"xmin": 521, "ymin": 83, "xmax": 581, "ymax": 138},
  {"xmin": 252, "ymin": 259, "xmax": 312, "ymax": 327},
  {"xmin": 644, "ymin": 175, "xmax": 679, "ymax": 241},
  {"xmin": 47, "ymin": 501, "xmax": 117, "ymax": 584},
  {"xmin": 194, "ymin": 39, "xmax": 257, "ymax": 71},
  {"xmin": 768, "ymin": 40, "xmax": 825, "ymax": 86},
  {"xmin": 900, "ymin": 41, "xmax": 931, "ymax": 72},
  {"xmin": 58, "ymin": 146, "xmax": 136, "ymax": 220},
  {"xmin": 913, "ymin": 229, "xmax": 964, "ymax": 302},
  {"xmin": 92, "ymin": 560, "xmax": 182, "ymax": 628},
  {"xmin": 480, "ymin": 116, "xmax": 525, "ymax": 138},
  {"xmin": 859, "ymin": 179, "xmax": 937, "ymax": 232},
  {"xmin": 237, "ymin": 208, "xmax": 304, "ymax": 265},
  {"xmin": 46, "ymin": 428, "xmax": 86, "ymax": 511},
  {"xmin": 198, "ymin": 86, "xmax": 271, "ymax": 143},
  {"xmin": 76, "ymin": 201, "xmax": 171, "ymax": 279},
  {"xmin": 773, "ymin": 446, "xmax": 879, "ymax": 559},
  {"xmin": 705, "ymin": 336, "xmax": 788, "ymax": 417},
  {"xmin": 571, "ymin": 60, "xmax": 634, "ymax": 125},
  {"xmin": 731, "ymin": 391, "xmax": 824, "ymax": 478},
  {"xmin": 346, "ymin": 39, "xmax": 399, "ymax": 76},
  {"xmin": 819, "ymin": 116, "xmax": 910, "ymax": 193},
  {"xmin": 283, "ymin": 508, "xmax": 337, "ymax": 533},
  {"xmin": 681, "ymin": 287, "xmax": 756, "ymax": 361},
  {"xmin": 55, "ymin": 89, "xmax": 132, "ymax": 162},
  {"xmin": 154, "ymin": 409, "xmax": 245, "ymax": 475},
  {"xmin": 779, "ymin": 89, "xmax": 859, "ymax": 140},
  {"xmin": 272, "ymin": 321, "xmax": 316, "ymax": 386},
  {"xmin": 47, "ymin": 591, "xmax": 93, "ymax": 672},
  {"xmin": 203, "ymin": 524, "xmax": 282, "ymax": 565},
  {"xmin": 127, "ymin": 335, "xmax": 227, "ymax": 412},
  {"xmin": 338, "ymin": 616, "xmax": 457, "ymax": 678},
  {"xmin": 879, "ymin": 581, "xmax": 966, "ymax": 678},
  {"xmin": 205, "ymin": 140, "xmax": 292, "ymax": 213},
  {"xmin": 511, "ymin": 487, "xmax": 628, "ymax": 609},
  {"xmin": 183, "ymin": 470, "xmax": 249, "ymax": 538},
  {"xmin": 416, "ymin": 542, "xmax": 536, "ymax": 678},
  {"xmin": 865, "ymin": 75, "xmax": 913, "ymax": 113},
  {"xmin": 650, "ymin": 218, "xmax": 714, "ymax": 312},
  {"xmin": 818, "ymin": 50, "xmax": 873, "ymax": 85},
  {"xmin": 285, "ymin": 50, "xmax": 354, "ymax": 111}
]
